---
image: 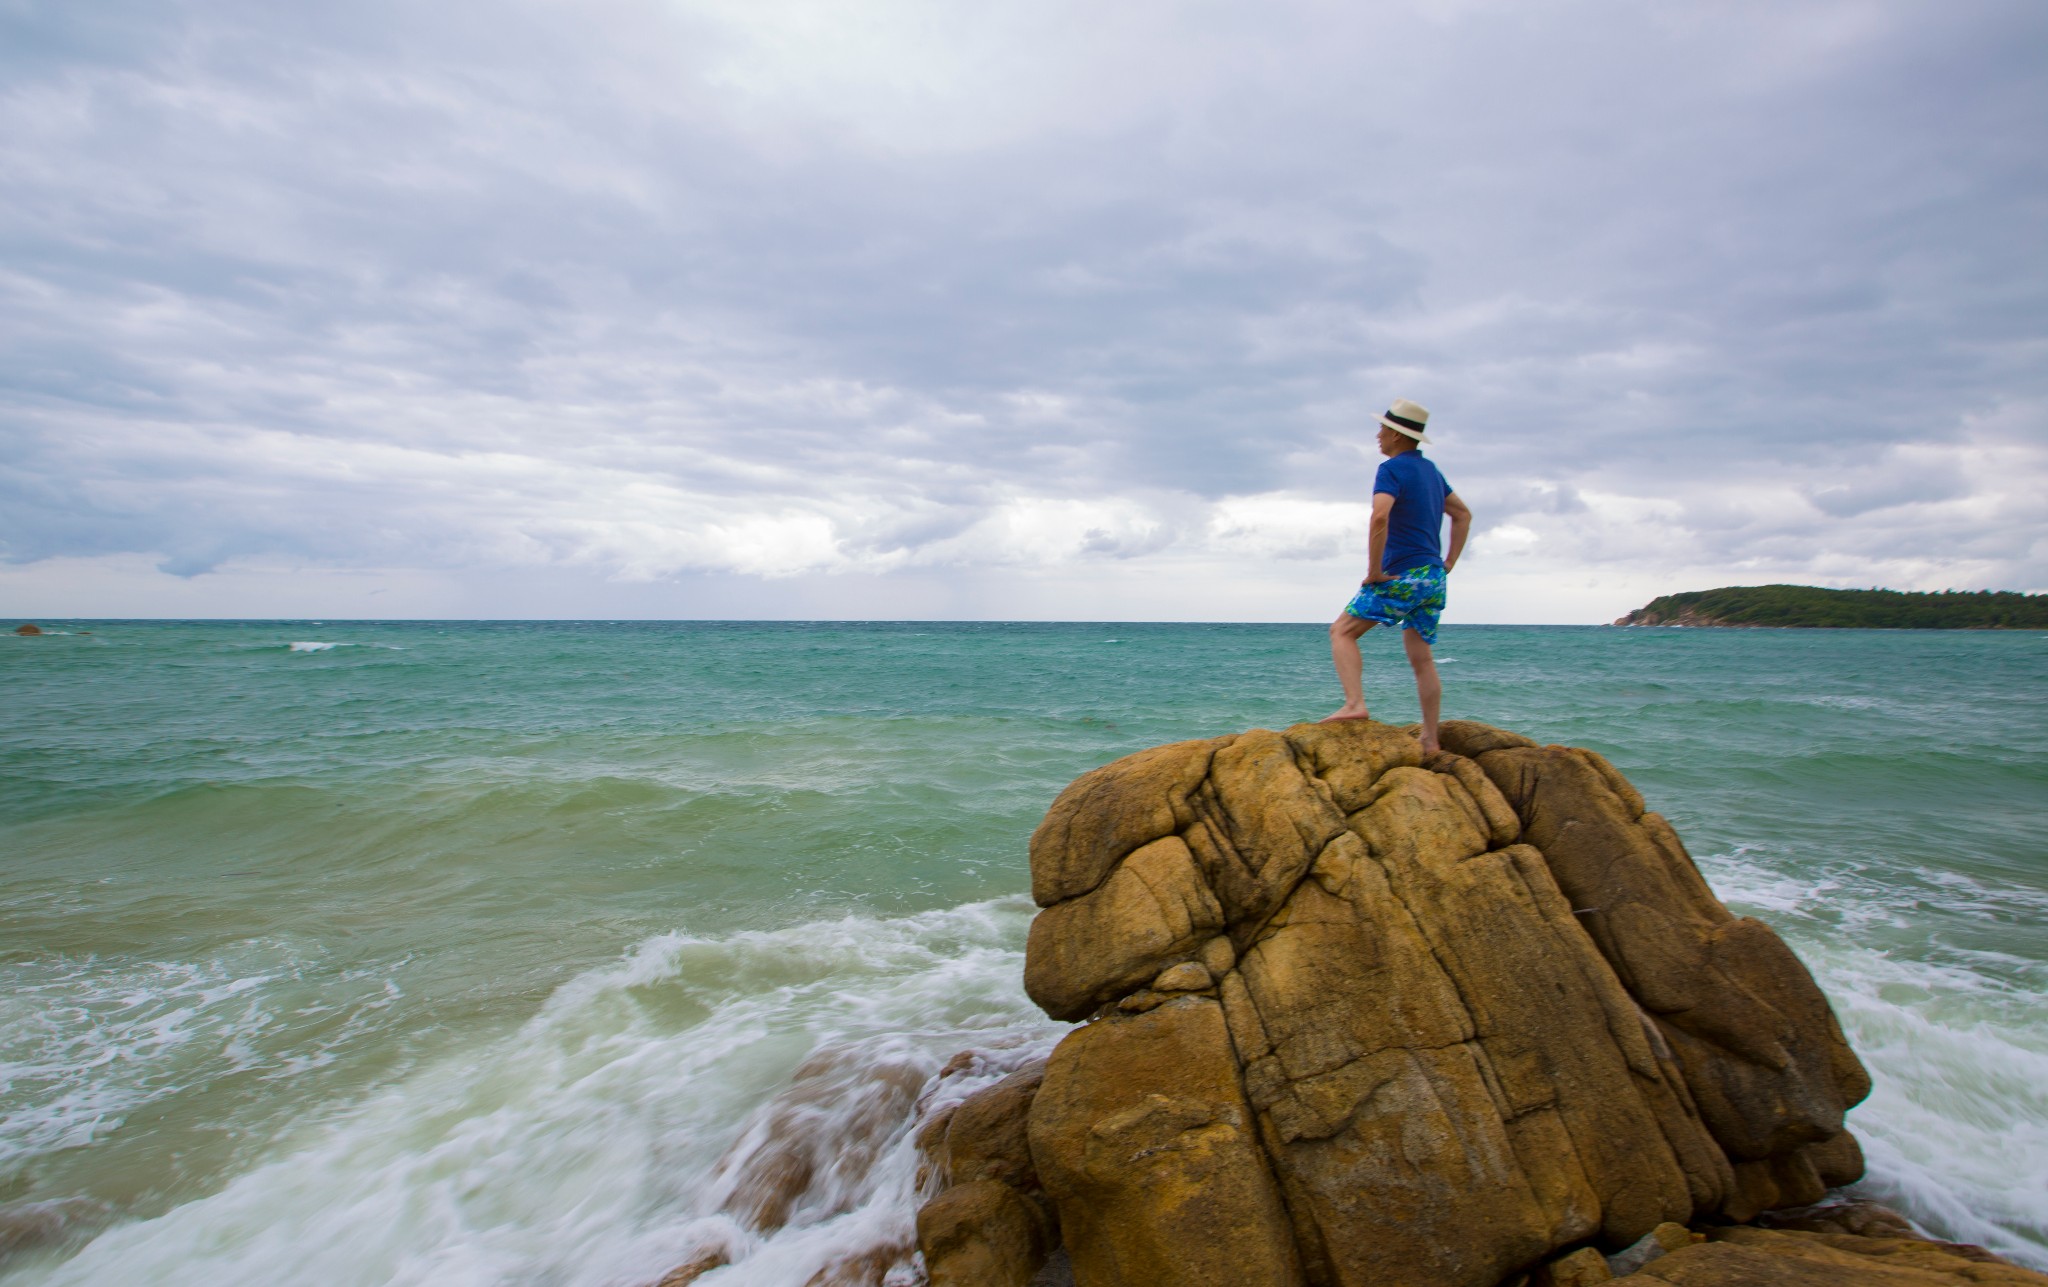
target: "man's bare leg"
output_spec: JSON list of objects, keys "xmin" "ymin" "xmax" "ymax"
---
[
  {"xmin": 1403, "ymin": 627, "xmax": 1443, "ymax": 753},
  {"xmin": 1322, "ymin": 614, "xmax": 1376, "ymax": 722}
]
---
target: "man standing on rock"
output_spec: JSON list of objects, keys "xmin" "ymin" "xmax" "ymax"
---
[{"xmin": 1321, "ymin": 399, "xmax": 1471, "ymax": 752}]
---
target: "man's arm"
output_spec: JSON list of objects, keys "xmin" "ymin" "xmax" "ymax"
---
[
  {"xmin": 1366, "ymin": 493, "xmax": 1395, "ymax": 582},
  {"xmin": 1443, "ymin": 491, "xmax": 1472, "ymax": 573}
]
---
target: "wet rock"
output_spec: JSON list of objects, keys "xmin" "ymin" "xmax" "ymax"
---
[
  {"xmin": 13, "ymin": 623, "xmax": 41, "ymax": 636},
  {"xmin": 1010, "ymin": 717, "xmax": 1875, "ymax": 1287},
  {"xmin": 0, "ymin": 1197, "xmax": 112, "ymax": 1263},
  {"xmin": 710, "ymin": 1041, "xmax": 928, "ymax": 1233},
  {"xmin": 915, "ymin": 1058, "xmax": 1057, "ymax": 1287},
  {"xmin": 802, "ymin": 1243, "xmax": 910, "ymax": 1286},
  {"xmin": 1613, "ymin": 1224, "xmax": 2047, "ymax": 1283},
  {"xmin": 651, "ymin": 1042, "xmax": 934, "ymax": 1284},
  {"xmin": 937, "ymin": 1062, "xmax": 1046, "ymax": 1194},
  {"xmin": 652, "ymin": 1247, "xmax": 729, "ymax": 1286}
]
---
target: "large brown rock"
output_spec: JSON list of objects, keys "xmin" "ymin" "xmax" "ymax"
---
[
  {"xmin": 1028, "ymin": 997, "xmax": 1304, "ymax": 1287},
  {"xmin": 1025, "ymin": 835, "xmax": 1223, "ymax": 1021},
  {"xmin": 1011, "ymin": 718, "xmax": 1876, "ymax": 1287},
  {"xmin": 1029, "ymin": 737, "xmax": 1225, "ymax": 906},
  {"xmin": 1453, "ymin": 730, "xmax": 1871, "ymax": 1176}
]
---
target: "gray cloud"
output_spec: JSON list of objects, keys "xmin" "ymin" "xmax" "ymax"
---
[{"xmin": 1, "ymin": 0, "xmax": 2043, "ymax": 620}]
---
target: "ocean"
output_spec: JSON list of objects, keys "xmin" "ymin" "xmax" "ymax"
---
[{"xmin": 2, "ymin": 621, "xmax": 2044, "ymax": 1283}]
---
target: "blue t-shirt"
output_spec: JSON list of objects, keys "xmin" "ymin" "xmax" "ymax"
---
[{"xmin": 1373, "ymin": 451, "xmax": 1452, "ymax": 574}]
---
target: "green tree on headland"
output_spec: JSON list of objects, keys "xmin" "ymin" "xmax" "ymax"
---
[{"xmin": 1615, "ymin": 585, "xmax": 2048, "ymax": 629}]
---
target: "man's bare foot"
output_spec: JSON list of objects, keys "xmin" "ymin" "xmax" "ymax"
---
[
  {"xmin": 1320, "ymin": 703, "xmax": 1372, "ymax": 723},
  {"xmin": 1417, "ymin": 731, "xmax": 1441, "ymax": 754}
]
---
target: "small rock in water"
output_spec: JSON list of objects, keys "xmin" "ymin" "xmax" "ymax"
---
[
  {"xmin": 653, "ymin": 1247, "xmax": 729, "ymax": 1286},
  {"xmin": 802, "ymin": 1242, "xmax": 912, "ymax": 1285},
  {"xmin": 13, "ymin": 623, "xmax": 42, "ymax": 635},
  {"xmin": 711, "ymin": 1041, "xmax": 928, "ymax": 1234},
  {"xmin": 0, "ymin": 1197, "xmax": 113, "ymax": 1261}
]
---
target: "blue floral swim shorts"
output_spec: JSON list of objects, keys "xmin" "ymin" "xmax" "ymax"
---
[{"xmin": 1343, "ymin": 564, "xmax": 1448, "ymax": 644}]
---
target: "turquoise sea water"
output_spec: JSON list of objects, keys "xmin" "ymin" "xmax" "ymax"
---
[{"xmin": 2, "ymin": 621, "xmax": 2044, "ymax": 1283}]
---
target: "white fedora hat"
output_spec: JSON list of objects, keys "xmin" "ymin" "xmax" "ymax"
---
[{"xmin": 1376, "ymin": 399, "xmax": 1432, "ymax": 444}]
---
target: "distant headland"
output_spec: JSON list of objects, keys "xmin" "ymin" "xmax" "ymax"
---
[{"xmin": 1614, "ymin": 584, "xmax": 2048, "ymax": 629}]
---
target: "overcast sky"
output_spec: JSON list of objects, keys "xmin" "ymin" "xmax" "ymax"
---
[{"xmin": 3, "ymin": 0, "xmax": 2043, "ymax": 622}]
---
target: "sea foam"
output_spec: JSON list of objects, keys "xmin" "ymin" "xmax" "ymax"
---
[
  {"xmin": 7, "ymin": 621, "xmax": 2044, "ymax": 1280},
  {"xmin": 19, "ymin": 874, "xmax": 2046, "ymax": 1283},
  {"xmin": 7, "ymin": 898, "xmax": 1058, "ymax": 1287},
  {"xmin": 1703, "ymin": 847, "xmax": 2048, "ymax": 1269},
  {"xmin": 10, "ymin": 886, "xmax": 2048, "ymax": 1280}
]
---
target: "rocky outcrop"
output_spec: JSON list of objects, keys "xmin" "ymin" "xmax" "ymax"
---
[
  {"xmin": 1609, "ymin": 1223, "xmax": 2045, "ymax": 1284},
  {"xmin": 12, "ymin": 623, "xmax": 41, "ymax": 636},
  {"xmin": 927, "ymin": 717, "xmax": 1955, "ymax": 1287},
  {"xmin": 915, "ymin": 1057, "xmax": 1059, "ymax": 1287}
]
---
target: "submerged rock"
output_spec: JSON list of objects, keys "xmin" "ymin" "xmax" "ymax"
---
[
  {"xmin": 916, "ymin": 717, "xmax": 2036, "ymax": 1287},
  {"xmin": 0, "ymin": 1197, "xmax": 113, "ymax": 1265},
  {"xmin": 648, "ymin": 1040, "xmax": 930, "ymax": 1286},
  {"xmin": 712, "ymin": 1042, "xmax": 928, "ymax": 1235},
  {"xmin": 652, "ymin": 1248, "xmax": 729, "ymax": 1286}
]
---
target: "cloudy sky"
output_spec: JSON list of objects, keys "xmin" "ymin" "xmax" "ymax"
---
[{"xmin": 3, "ymin": 0, "xmax": 2043, "ymax": 622}]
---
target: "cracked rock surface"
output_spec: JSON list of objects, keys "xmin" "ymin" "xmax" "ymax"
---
[{"xmin": 1011, "ymin": 718, "xmax": 1875, "ymax": 1287}]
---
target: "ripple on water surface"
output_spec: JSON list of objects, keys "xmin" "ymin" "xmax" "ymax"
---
[{"xmin": 2, "ymin": 621, "xmax": 2044, "ymax": 1277}]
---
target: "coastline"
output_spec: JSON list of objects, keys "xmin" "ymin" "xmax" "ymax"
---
[
  {"xmin": 1609, "ymin": 620, "xmax": 2039, "ymax": 629},
  {"xmin": 1613, "ymin": 585, "xmax": 2048, "ymax": 630}
]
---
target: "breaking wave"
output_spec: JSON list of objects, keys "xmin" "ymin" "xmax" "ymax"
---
[{"xmin": 6, "ymin": 899, "xmax": 1060, "ymax": 1287}]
